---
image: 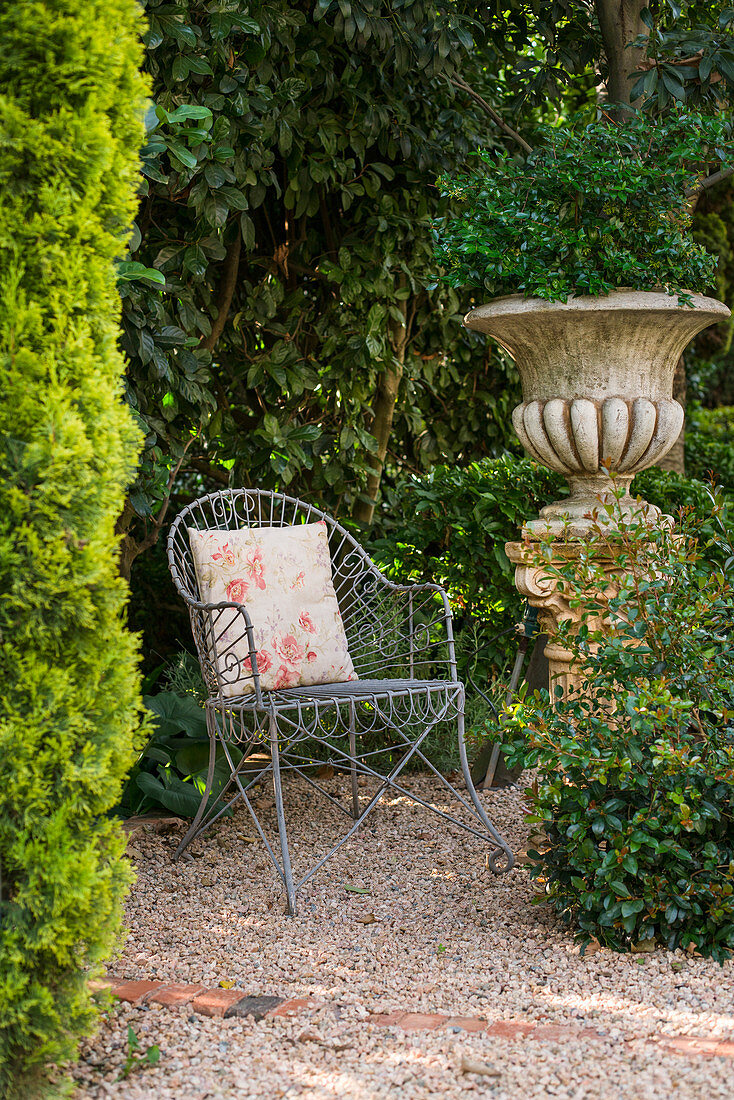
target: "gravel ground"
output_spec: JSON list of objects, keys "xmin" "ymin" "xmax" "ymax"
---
[{"xmin": 71, "ymin": 774, "xmax": 734, "ymax": 1098}]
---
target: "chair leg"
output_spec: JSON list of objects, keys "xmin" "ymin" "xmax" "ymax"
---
[
  {"xmin": 457, "ymin": 697, "xmax": 515, "ymax": 873},
  {"xmin": 349, "ymin": 704, "xmax": 360, "ymax": 820},
  {"xmin": 174, "ymin": 712, "xmax": 217, "ymax": 860},
  {"xmin": 270, "ymin": 715, "xmax": 297, "ymax": 916}
]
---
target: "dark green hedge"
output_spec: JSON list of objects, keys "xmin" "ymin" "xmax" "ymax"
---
[
  {"xmin": 0, "ymin": 3, "xmax": 147, "ymax": 1094},
  {"xmin": 370, "ymin": 454, "xmax": 733, "ymax": 681},
  {"xmin": 685, "ymin": 407, "xmax": 734, "ymax": 493}
]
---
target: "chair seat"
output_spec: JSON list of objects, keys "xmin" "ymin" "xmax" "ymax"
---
[{"xmin": 211, "ymin": 678, "xmax": 462, "ymax": 710}]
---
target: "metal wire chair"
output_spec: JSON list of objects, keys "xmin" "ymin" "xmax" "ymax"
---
[{"xmin": 166, "ymin": 488, "xmax": 514, "ymax": 914}]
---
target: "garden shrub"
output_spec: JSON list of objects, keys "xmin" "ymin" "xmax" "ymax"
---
[
  {"xmin": 685, "ymin": 406, "xmax": 734, "ymax": 493},
  {"xmin": 434, "ymin": 111, "xmax": 732, "ymax": 302},
  {"xmin": 371, "ymin": 455, "xmax": 733, "ymax": 682},
  {"xmin": 119, "ymin": 691, "xmax": 244, "ymax": 820},
  {"xmin": 372, "ymin": 456, "xmax": 565, "ymax": 678},
  {"xmin": 504, "ymin": 494, "xmax": 734, "ymax": 960},
  {"xmin": 0, "ymin": 3, "xmax": 147, "ymax": 1094}
]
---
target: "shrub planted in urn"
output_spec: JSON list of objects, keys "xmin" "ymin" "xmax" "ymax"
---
[
  {"xmin": 434, "ymin": 113, "xmax": 732, "ymax": 535},
  {"xmin": 434, "ymin": 112, "xmax": 731, "ymax": 303}
]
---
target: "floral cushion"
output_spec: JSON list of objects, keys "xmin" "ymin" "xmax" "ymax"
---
[{"xmin": 188, "ymin": 521, "xmax": 357, "ymax": 697}]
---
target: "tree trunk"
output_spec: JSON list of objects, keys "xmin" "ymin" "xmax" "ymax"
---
[
  {"xmin": 353, "ymin": 293, "xmax": 408, "ymax": 526},
  {"xmin": 115, "ymin": 499, "xmax": 160, "ymax": 582},
  {"xmin": 199, "ymin": 229, "xmax": 241, "ymax": 352},
  {"xmin": 594, "ymin": 0, "xmax": 648, "ymax": 106},
  {"xmin": 657, "ymin": 354, "xmax": 686, "ymax": 475}
]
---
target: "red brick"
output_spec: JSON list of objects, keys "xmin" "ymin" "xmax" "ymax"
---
[
  {"xmin": 110, "ymin": 980, "xmax": 165, "ymax": 1004},
  {"xmin": 398, "ymin": 1013, "xmax": 449, "ymax": 1031},
  {"xmin": 530, "ymin": 1025, "xmax": 578, "ymax": 1042},
  {"xmin": 444, "ymin": 1016, "xmax": 487, "ymax": 1033},
  {"xmin": 368, "ymin": 1012, "xmax": 408, "ymax": 1028},
  {"xmin": 485, "ymin": 1020, "xmax": 535, "ymax": 1040},
  {"xmin": 191, "ymin": 988, "xmax": 246, "ymax": 1018},
  {"xmin": 88, "ymin": 979, "xmax": 114, "ymax": 994},
  {"xmin": 576, "ymin": 1028, "xmax": 606, "ymax": 1041},
  {"xmin": 265, "ymin": 997, "xmax": 322, "ymax": 1019},
  {"xmin": 148, "ymin": 983, "xmax": 205, "ymax": 1007},
  {"xmin": 660, "ymin": 1037, "xmax": 731, "ymax": 1058}
]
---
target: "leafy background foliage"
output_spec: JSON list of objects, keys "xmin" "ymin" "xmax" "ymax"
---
[
  {"xmin": 121, "ymin": 691, "xmax": 240, "ymax": 819},
  {"xmin": 120, "ymin": 0, "xmax": 525, "ymax": 575},
  {"xmin": 371, "ymin": 451, "xmax": 734, "ymax": 680}
]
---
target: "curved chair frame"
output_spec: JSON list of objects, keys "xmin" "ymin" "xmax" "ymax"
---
[{"xmin": 167, "ymin": 488, "xmax": 514, "ymax": 914}]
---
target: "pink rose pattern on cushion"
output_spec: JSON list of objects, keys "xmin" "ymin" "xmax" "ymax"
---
[
  {"xmin": 212, "ymin": 542, "xmax": 236, "ymax": 567},
  {"xmin": 255, "ymin": 649, "xmax": 273, "ymax": 675},
  {"xmin": 245, "ymin": 546, "xmax": 267, "ymax": 590},
  {"xmin": 274, "ymin": 663, "xmax": 301, "ymax": 689},
  {"xmin": 188, "ymin": 521, "xmax": 357, "ymax": 697},
  {"xmin": 242, "ymin": 649, "xmax": 273, "ymax": 676},
  {"xmin": 273, "ymin": 633, "xmax": 305, "ymax": 665},
  {"xmin": 299, "ymin": 610, "xmax": 316, "ymax": 634},
  {"xmin": 226, "ymin": 578, "xmax": 249, "ymax": 603}
]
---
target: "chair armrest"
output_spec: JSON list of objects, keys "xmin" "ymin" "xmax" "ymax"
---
[
  {"xmin": 180, "ymin": 592, "xmax": 255, "ymax": 626},
  {"xmin": 179, "ymin": 593, "xmax": 264, "ymax": 703}
]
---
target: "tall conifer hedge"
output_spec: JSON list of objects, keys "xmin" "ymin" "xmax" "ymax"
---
[{"xmin": 0, "ymin": 3, "xmax": 147, "ymax": 1094}]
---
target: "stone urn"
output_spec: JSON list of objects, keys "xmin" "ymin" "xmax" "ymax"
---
[{"xmin": 464, "ymin": 290, "xmax": 730, "ymax": 535}]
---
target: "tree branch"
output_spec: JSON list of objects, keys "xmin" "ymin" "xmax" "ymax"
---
[
  {"xmin": 685, "ymin": 166, "xmax": 734, "ymax": 199},
  {"xmin": 116, "ymin": 437, "xmax": 197, "ymax": 579},
  {"xmin": 319, "ymin": 188, "xmax": 338, "ymax": 257},
  {"xmin": 449, "ymin": 75, "xmax": 533, "ymax": 156},
  {"xmin": 353, "ymin": 277, "xmax": 410, "ymax": 526},
  {"xmin": 199, "ymin": 229, "xmax": 242, "ymax": 352},
  {"xmin": 189, "ymin": 457, "xmax": 231, "ymax": 486}
]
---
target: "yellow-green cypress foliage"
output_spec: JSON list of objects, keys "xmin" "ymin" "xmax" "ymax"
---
[{"xmin": 0, "ymin": 3, "xmax": 148, "ymax": 1094}]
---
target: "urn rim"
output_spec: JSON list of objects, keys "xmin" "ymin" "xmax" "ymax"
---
[{"xmin": 463, "ymin": 287, "xmax": 730, "ymax": 332}]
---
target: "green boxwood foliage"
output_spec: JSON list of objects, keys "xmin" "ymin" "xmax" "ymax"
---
[
  {"xmin": 0, "ymin": 3, "xmax": 147, "ymax": 1094},
  {"xmin": 685, "ymin": 406, "xmax": 734, "ymax": 493},
  {"xmin": 504, "ymin": 497, "xmax": 734, "ymax": 960},
  {"xmin": 434, "ymin": 111, "xmax": 733, "ymax": 302},
  {"xmin": 372, "ymin": 456, "xmax": 565, "ymax": 677},
  {"xmin": 370, "ymin": 455, "xmax": 734, "ymax": 681}
]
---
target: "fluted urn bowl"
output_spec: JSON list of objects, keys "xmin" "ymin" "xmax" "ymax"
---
[{"xmin": 464, "ymin": 290, "xmax": 730, "ymax": 535}]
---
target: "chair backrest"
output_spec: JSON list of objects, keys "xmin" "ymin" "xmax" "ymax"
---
[{"xmin": 167, "ymin": 489, "xmax": 390, "ymax": 685}]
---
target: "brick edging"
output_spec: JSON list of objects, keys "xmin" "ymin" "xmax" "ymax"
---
[{"xmin": 91, "ymin": 977, "xmax": 734, "ymax": 1060}]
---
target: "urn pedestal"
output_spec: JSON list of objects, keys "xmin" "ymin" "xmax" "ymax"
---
[
  {"xmin": 505, "ymin": 540, "xmax": 619, "ymax": 699},
  {"xmin": 465, "ymin": 290, "xmax": 729, "ymax": 537},
  {"xmin": 465, "ymin": 290, "xmax": 730, "ymax": 697}
]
